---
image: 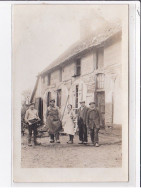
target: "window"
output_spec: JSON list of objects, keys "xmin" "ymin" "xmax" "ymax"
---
[
  {"xmin": 96, "ymin": 73, "xmax": 105, "ymax": 89},
  {"xmin": 76, "ymin": 59, "xmax": 81, "ymax": 76},
  {"xmin": 96, "ymin": 47, "xmax": 104, "ymax": 69},
  {"xmin": 47, "ymin": 92, "xmax": 51, "ymax": 107},
  {"xmin": 47, "ymin": 74, "xmax": 51, "ymax": 86},
  {"xmin": 73, "ymin": 58, "xmax": 81, "ymax": 76},
  {"xmin": 57, "ymin": 89, "xmax": 61, "ymax": 108}
]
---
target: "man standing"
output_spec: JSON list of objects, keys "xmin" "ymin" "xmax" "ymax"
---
[
  {"xmin": 46, "ymin": 99, "xmax": 62, "ymax": 143},
  {"xmin": 86, "ymin": 102, "xmax": 100, "ymax": 147},
  {"xmin": 77, "ymin": 101, "xmax": 88, "ymax": 144},
  {"xmin": 25, "ymin": 102, "xmax": 41, "ymax": 146}
]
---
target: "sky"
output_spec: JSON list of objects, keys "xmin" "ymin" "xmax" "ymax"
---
[{"xmin": 12, "ymin": 4, "xmax": 126, "ymax": 92}]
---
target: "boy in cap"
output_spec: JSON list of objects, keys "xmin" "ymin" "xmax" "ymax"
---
[
  {"xmin": 25, "ymin": 102, "xmax": 41, "ymax": 146},
  {"xmin": 46, "ymin": 99, "xmax": 62, "ymax": 143},
  {"xmin": 77, "ymin": 101, "xmax": 89, "ymax": 144},
  {"xmin": 86, "ymin": 102, "xmax": 100, "ymax": 147}
]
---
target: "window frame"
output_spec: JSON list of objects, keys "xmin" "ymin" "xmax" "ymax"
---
[
  {"xmin": 96, "ymin": 47, "xmax": 104, "ymax": 69},
  {"xmin": 96, "ymin": 73, "xmax": 105, "ymax": 90},
  {"xmin": 47, "ymin": 73, "xmax": 51, "ymax": 86},
  {"xmin": 75, "ymin": 58, "xmax": 81, "ymax": 76}
]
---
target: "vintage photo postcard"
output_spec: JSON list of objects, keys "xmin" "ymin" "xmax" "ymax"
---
[{"xmin": 12, "ymin": 3, "xmax": 128, "ymax": 182}]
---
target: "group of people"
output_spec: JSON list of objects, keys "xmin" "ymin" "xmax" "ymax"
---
[{"xmin": 24, "ymin": 99, "xmax": 100, "ymax": 147}]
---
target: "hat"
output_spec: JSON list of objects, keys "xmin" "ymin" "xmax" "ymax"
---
[
  {"xmin": 89, "ymin": 102, "xmax": 95, "ymax": 105},
  {"xmin": 80, "ymin": 101, "xmax": 85, "ymax": 104},
  {"xmin": 50, "ymin": 99, "xmax": 55, "ymax": 103}
]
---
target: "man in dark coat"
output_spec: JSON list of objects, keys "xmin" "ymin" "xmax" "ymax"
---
[
  {"xmin": 86, "ymin": 102, "xmax": 100, "ymax": 147},
  {"xmin": 77, "ymin": 101, "xmax": 89, "ymax": 144},
  {"xmin": 46, "ymin": 99, "xmax": 62, "ymax": 143}
]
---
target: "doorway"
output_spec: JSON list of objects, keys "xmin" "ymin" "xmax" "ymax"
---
[
  {"xmin": 35, "ymin": 97, "xmax": 43, "ymax": 124},
  {"xmin": 57, "ymin": 89, "xmax": 61, "ymax": 108},
  {"xmin": 96, "ymin": 91, "xmax": 105, "ymax": 127},
  {"xmin": 47, "ymin": 92, "xmax": 51, "ymax": 107}
]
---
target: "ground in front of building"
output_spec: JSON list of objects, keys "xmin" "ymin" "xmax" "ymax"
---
[{"xmin": 21, "ymin": 129, "xmax": 122, "ymax": 168}]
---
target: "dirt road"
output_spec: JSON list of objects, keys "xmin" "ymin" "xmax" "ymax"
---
[{"xmin": 21, "ymin": 129, "xmax": 122, "ymax": 168}]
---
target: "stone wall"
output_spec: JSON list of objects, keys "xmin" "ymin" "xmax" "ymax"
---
[
  {"xmin": 104, "ymin": 39, "xmax": 122, "ymax": 126},
  {"xmin": 33, "ymin": 38, "xmax": 122, "ymax": 127}
]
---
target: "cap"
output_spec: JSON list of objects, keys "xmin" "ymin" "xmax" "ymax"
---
[
  {"xmin": 79, "ymin": 101, "xmax": 85, "ymax": 104},
  {"xmin": 50, "ymin": 99, "xmax": 55, "ymax": 103},
  {"xmin": 89, "ymin": 102, "xmax": 95, "ymax": 105}
]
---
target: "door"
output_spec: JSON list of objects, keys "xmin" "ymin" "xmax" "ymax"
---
[
  {"xmin": 47, "ymin": 92, "xmax": 51, "ymax": 107},
  {"xmin": 96, "ymin": 91, "xmax": 105, "ymax": 127},
  {"xmin": 57, "ymin": 89, "xmax": 61, "ymax": 108},
  {"xmin": 35, "ymin": 97, "xmax": 43, "ymax": 124}
]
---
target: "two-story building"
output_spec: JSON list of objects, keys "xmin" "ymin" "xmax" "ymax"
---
[{"xmin": 30, "ymin": 22, "xmax": 122, "ymax": 130}]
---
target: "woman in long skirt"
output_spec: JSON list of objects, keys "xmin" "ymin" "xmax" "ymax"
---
[{"xmin": 63, "ymin": 104, "xmax": 75, "ymax": 144}]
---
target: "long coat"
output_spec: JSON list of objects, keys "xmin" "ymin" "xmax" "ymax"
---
[
  {"xmin": 86, "ymin": 108, "xmax": 100, "ymax": 129},
  {"xmin": 46, "ymin": 106, "xmax": 62, "ymax": 134},
  {"xmin": 77, "ymin": 106, "xmax": 88, "ymax": 125}
]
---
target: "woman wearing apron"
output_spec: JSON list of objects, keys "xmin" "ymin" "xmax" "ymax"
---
[{"xmin": 63, "ymin": 104, "xmax": 75, "ymax": 144}]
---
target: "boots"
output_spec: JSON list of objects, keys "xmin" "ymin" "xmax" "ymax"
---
[
  {"xmin": 70, "ymin": 135, "xmax": 74, "ymax": 143},
  {"xmin": 28, "ymin": 138, "xmax": 32, "ymax": 146},
  {"xmin": 67, "ymin": 135, "xmax": 73, "ymax": 144},
  {"xmin": 50, "ymin": 134, "xmax": 55, "ymax": 143},
  {"xmin": 34, "ymin": 137, "xmax": 41, "ymax": 146}
]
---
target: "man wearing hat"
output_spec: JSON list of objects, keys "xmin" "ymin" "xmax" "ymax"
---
[
  {"xmin": 25, "ymin": 102, "xmax": 41, "ymax": 146},
  {"xmin": 77, "ymin": 101, "xmax": 89, "ymax": 144},
  {"xmin": 46, "ymin": 99, "xmax": 62, "ymax": 143},
  {"xmin": 86, "ymin": 102, "xmax": 100, "ymax": 147}
]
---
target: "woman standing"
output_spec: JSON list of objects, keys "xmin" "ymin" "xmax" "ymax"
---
[{"xmin": 63, "ymin": 104, "xmax": 75, "ymax": 144}]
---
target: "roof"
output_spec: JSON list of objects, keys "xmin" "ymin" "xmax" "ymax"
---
[{"xmin": 40, "ymin": 22, "xmax": 122, "ymax": 76}]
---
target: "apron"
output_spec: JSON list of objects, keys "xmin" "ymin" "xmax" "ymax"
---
[
  {"xmin": 63, "ymin": 110, "xmax": 75, "ymax": 135},
  {"xmin": 46, "ymin": 107, "xmax": 62, "ymax": 134}
]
